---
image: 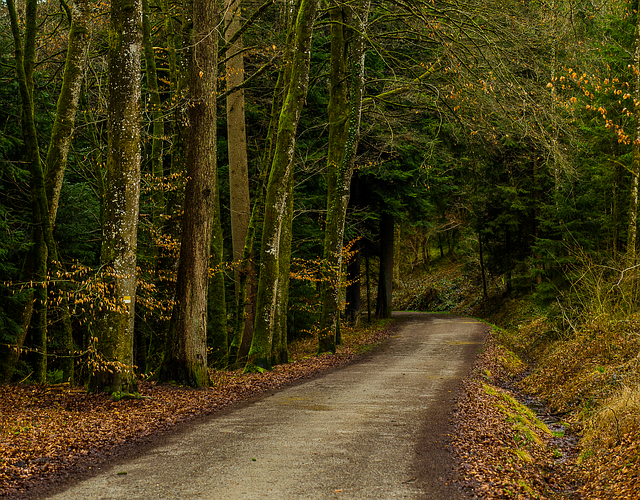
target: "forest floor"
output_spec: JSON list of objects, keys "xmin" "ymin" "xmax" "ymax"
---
[
  {"xmin": 0, "ymin": 322, "xmax": 397, "ymax": 498},
  {"xmin": 2, "ymin": 257, "xmax": 622, "ymax": 499}
]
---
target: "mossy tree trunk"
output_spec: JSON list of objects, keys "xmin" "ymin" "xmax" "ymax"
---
[
  {"xmin": 89, "ymin": 0, "xmax": 143, "ymax": 394},
  {"xmin": 224, "ymin": 0, "xmax": 255, "ymax": 366},
  {"xmin": 318, "ymin": 0, "xmax": 369, "ymax": 353},
  {"xmin": 245, "ymin": 0, "xmax": 318, "ymax": 372},
  {"xmin": 45, "ymin": 0, "xmax": 91, "ymax": 385},
  {"xmin": 272, "ymin": 171, "xmax": 294, "ymax": 365},
  {"xmin": 6, "ymin": 0, "xmax": 57, "ymax": 384},
  {"xmin": 159, "ymin": 0, "xmax": 218, "ymax": 387}
]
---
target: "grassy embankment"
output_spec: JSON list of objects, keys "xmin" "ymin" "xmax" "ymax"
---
[{"xmin": 395, "ymin": 257, "xmax": 640, "ymax": 499}]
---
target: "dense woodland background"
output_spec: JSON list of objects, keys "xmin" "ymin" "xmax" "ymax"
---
[{"xmin": 1, "ymin": 0, "xmax": 640, "ymax": 391}]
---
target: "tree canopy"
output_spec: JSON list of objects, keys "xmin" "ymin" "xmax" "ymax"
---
[{"xmin": 0, "ymin": 0, "xmax": 638, "ymax": 388}]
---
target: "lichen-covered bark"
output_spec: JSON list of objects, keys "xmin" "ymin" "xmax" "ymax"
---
[
  {"xmin": 627, "ymin": 11, "xmax": 640, "ymax": 266},
  {"xmin": 272, "ymin": 171, "xmax": 294, "ymax": 365},
  {"xmin": 245, "ymin": 0, "xmax": 318, "ymax": 372},
  {"xmin": 159, "ymin": 0, "xmax": 218, "ymax": 387},
  {"xmin": 318, "ymin": 1, "xmax": 369, "ymax": 353},
  {"xmin": 45, "ymin": 0, "xmax": 91, "ymax": 225},
  {"xmin": 90, "ymin": 0, "xmax": 143, "ymax": 394}
]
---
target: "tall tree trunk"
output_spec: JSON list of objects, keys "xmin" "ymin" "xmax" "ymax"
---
[
  {"xmin": 224, "ymin": 0, "xmax": 255, "ymax": 365},
  {"xmin": 46, "ymin": 0, "xmax": 91, "ymax": 225},
  {"xmin": 246, "ymin": 0, "xmax": 318, "ymax": 372},
  {"xmin": 46, "ymin": 0, "xmax": 91, "ymax": 385},
  {"xmin": 159, "ymin": 0, "xmax": 218, "ymax": 387},
  {"xmin": 627, "ymin": 9, "xmax": 640, "ymax": 266},
  {"xmin": 272, "ymin": 170, "xmax": 294, "ymax": 365},
  {"xmin": 225, "ymin": 0, "xmax": 250, "ymax": 294},
  {"xmin": 318, "ymin": 0, "xmax": 369, "ymax": 353},
  {"xmin": 6, "ymin": 0, "xmax": 55, "ymax": 384},
  {"xmin": 376, "ymin": 213, "xmax": 394, "ymax": 319},
  {"xmin": 90, "ymin": 0, "xmax": 143, "ymax": 394}
]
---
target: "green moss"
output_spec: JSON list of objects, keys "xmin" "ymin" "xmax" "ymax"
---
[
  {"xmin": 499, "ymin": 349, "xmax": 525, "ymax": 375},
  {"xmin": 517, "ymin": 479, "xmax": 537, "ymax": 496},
  {"xmin": 512, "ymin": 448, "xmax": 533, "ymax": 462},
  {"xmin": 484, "ymin": 383, "xmax": 552, "ymax": 437}
]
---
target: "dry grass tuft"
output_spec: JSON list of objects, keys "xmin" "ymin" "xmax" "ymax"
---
[{"xmin": 584, "ymin": 383, "xmax": 640, "ymax": 449}]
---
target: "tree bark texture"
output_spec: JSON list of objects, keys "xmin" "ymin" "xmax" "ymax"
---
[
  {"xmin": 246, "ymin": 0, "xmax": 318, "ymax": 371},
  {"xmin": 159, "ymin": 0, "xmax": 218, "ymax": 387},
  {"xmin": 272, "ymin": 171, "xmax": 294, "ymax": 365},
  {"xmin": 225, "ymin": 0, "xmax": 251, "ymax": 291},
  {"xmin": 224, "ymin": 0, "xmax": 256, "ymax": 366},
  {"xmin": 90, "ymin": 0, "xmax": 143, "ymax": 394},
  {"xmin": 45, "ymin": 0, "xmax": 91, "ymax": 225},
  {"xmin": 318, "ymin": 0, "xmax": 368, "ymax": 353}
]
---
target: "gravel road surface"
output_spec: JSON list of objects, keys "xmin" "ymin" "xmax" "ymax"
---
[{"xmin": 43, "ymin": 312, "xmax": 486, "ymax": 499}]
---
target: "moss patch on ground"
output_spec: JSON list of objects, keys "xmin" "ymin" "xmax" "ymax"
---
[{"xmin": 452, "ymin": 330, "xmax": 577, "ymax": 499}]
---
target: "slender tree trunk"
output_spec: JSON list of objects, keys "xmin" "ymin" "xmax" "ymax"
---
[
  {"xmin": 46, "ymin": 0, "xmax": 91, "ymax": 225},
  {"xmin": 159, "ymin": 0, "xmax": 218, "ymax": 387},
  {"xmin": 6, "ymin": 0, "xmax": 55, "ymax": 384},
  {"xmin": 345, "ymin": 174, "xmax": 362, "ymax": 324},
  {"xmin": 90, "ymin": 0, "xmax": 143, "ymax": 394},
  {"xmin": 229, "ymin": 168, "xmax": 267, "ymax": 366},
  {"xmin": 376, "ymin": 213, "xmax": 394, "ymax": 319},
  {"xmin": 345, "ymin": 238, "xmax": 361, "ymax": 324},
  {"xmin": 45, "ymin": 0, "xmax": 91, "ymax": 385},
  {"xmin": 246, "ymin": 0, "xmax": 318, "ymax": 371},
  {"xmin": 318, "ymin": 0, "xmax": 368, "ymax": 353},
  {"xmin": 225, "ymin": 0, "xmax": 256, "ymax": 364},
  {"xmin": 627, "ymin": 10, "xmax": 640, "ymax": 266},
  {"xmin": 272, "ymin": 171, "xmax": 294, "ymax": 365},
  {"xmin": 225, "ymin": 0, "xmax": 251, "ymax": 294}
]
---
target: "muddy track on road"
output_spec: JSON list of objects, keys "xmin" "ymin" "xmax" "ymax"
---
[{"xmin": 40, "ymin": 312, "xmax": 487, "ymax": 500}]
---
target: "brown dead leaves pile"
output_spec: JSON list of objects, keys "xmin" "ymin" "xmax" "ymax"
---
[
  {"xmin": 0, "ymin": 322, "xmax": 394, "ymax": 498},
  {"xmin": 451, "ymin": 332, "xmax": 581, "ymax": 499}
]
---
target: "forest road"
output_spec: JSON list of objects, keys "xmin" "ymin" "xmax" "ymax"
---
[{"xmin": 43, "ymin": 312, "xmax": 487, "ymax": 500}]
